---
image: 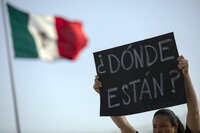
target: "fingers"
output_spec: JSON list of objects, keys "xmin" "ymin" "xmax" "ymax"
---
[
  {"xmin": 177, "ymin": 55, "xmax": 185, "ymax": 61},
  {"xmin": 94, "ymin": 76, "xmax": 102, "ymax": 87},
  {"xmin": 93, "ymin": 85, "xmax": 100, "ymax": 94},
  {"xmin": 178, "ymin": 60, "xmax": 188, "ymax": 69},
  {"xmin": 93, "ymin": 75, "xmax": 102, "ymax": 94},
  {"xmin": 177, "ymin": 55, "xmax": 188, "ymax": 74}
]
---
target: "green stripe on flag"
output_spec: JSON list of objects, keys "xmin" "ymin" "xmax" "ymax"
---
[{"xmin": 8, "ymin": 4, "xmax": 38, "ymax": 58}]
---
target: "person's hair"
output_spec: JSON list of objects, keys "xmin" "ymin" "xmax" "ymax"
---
[{"xmin": 153, "ymin": 109, "xmax": 184, "ymax": 133}]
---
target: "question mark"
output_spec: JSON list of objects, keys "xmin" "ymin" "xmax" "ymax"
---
[
  {"xmin": 169, "ymin": 69, "xmax": 181, "ymax": 94},
  {"xmin": 97, "ymin": 54, "xmax": 106, "ymax": 74}
]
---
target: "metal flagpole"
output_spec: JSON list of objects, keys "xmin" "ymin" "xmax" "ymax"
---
[{"xmin": 1, "ymin": 0, "xmax": 21, "ymax": 133}]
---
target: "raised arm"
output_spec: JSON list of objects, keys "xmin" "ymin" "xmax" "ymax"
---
[
  {"xmin": 93, "ymin": 76, "xmax": 137, "ymax": 133},
  {"xmin": 178, "ymin": 56, "xmax": 200, "ymax": 133}
]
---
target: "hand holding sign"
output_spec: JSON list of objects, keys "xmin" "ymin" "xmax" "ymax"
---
[
  {"xmin": 93, "ymin": 32, "xmax": 186, "ymax": 116},
  {"xmin": 177, "ymin": 56, "xmax": 189, "ymax": 75},
  {"xmin": 93, "ymin": 75, "xmax": 101, "ymax": 94}
]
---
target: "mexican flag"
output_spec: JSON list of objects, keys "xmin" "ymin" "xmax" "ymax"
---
[{"xmin": 7, "ymin": 4, "xmax": 88, "ymax": 61}]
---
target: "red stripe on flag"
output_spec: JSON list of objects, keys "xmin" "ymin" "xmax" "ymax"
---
[{"xmin": 55, "ymin": 17, "xmax": 88, "ymax": 60}]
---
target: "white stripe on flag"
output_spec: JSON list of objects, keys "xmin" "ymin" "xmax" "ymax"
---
[{"xmin": 28, "ymin": 14, "xmax": 59, "ymax": 61}]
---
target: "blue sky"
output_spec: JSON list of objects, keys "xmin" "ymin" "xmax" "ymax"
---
[{"xmin": 0, "ymin": 0, "xmax": 200, "ymax": 133}]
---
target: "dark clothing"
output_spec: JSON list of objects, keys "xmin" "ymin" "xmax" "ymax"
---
[
  {"xmin": 136, "ymin": 125, "xmax": 193, "ymax": 133},
  {"xmin": 185, "ymin": 125, "xmax": 193, "ymax": 133}
]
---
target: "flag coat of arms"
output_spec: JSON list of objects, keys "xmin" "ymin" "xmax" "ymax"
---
[{"xmin": 7, "ymin": 4, "xmax": 88, "ymax": 61}]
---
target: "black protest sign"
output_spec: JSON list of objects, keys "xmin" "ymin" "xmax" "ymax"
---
[{"xmin": 93, "ymin": 32, "xmax": 186, "ymax": 116}]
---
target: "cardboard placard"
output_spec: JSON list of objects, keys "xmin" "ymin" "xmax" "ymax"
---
[{"xmin": 93, "ymin": 32, "xmax": 186, "ymax": 116}]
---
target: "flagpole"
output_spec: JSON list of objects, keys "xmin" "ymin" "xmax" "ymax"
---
[{"xmin": 1, "ymin": 0, "xmax": 21, "ymax": 133}]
